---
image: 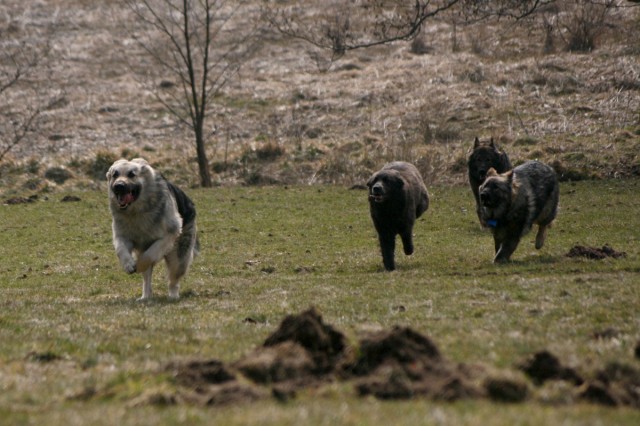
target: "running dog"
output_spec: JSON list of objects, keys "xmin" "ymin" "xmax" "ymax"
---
[
  {"xmin": 479, "ymin": 160, "xmax": 559, "ymax": 263},
  {"xmin": 367, "ymin": 161, "xmax": 429, "ymax": 271},
  {"xmin": 107, "ymin": 158, "xmax": 198, "ymax": 300}
]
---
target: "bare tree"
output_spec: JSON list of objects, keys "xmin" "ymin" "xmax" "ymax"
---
[
  {"xmin": 265, "ymin": 0, "xmax": 553, "ymax": 60},
  {"xmin": 0, "ymin": 24, "xmax": 60, "ymax": 162},
  {"xmin": 124, "ymin": 0, "xmax": 265, "ymax": 187}
]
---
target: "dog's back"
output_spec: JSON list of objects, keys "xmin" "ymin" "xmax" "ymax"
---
[
  {"xmin": 513, "ymin": 161, "xmax": 559, "ymax": 229},
  {"xmin": 381, "ymin": 162, "xmax": 429, "ymax": 218}
]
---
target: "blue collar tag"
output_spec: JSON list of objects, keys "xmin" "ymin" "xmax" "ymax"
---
[{"xmin": 486, "ymin": 219, "xmax": 498, "ymax": 228}]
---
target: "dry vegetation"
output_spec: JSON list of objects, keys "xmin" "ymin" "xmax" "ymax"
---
[{"xmin": 0, "ymin": 0, "xmax": 639, "ymax": 194}]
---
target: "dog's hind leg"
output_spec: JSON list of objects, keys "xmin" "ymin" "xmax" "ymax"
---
[
  {"xmin": 165, "ymin": 251, "xmax": 190, "ymax": 299},
  {"xmin": 168, "ymin": 275, "xmax": 180, "ymax": 300},
  {"xmin": 138, "ymin": 266, "xmax": 153, "ymax": 301}
]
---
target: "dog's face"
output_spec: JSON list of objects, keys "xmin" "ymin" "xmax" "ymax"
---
[
  {"xmin": 367, "ymin": 169, "xmax": 404, "ymax": 203},
  {"xmin": 106, "ymin": 158, "xmax": 153, "ymax": 211},
  {"xmin": 468, "ymin": 137, "xmax": 506, "ymax": 184},
  {"xmin": 478, "ymin": 168, "xmax": 514, "ymax": 220}
]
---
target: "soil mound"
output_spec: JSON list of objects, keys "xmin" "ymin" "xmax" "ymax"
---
[
  {"xmin": 351, "ymin": 326, "xmax": 440, "ymax": 376},
  {"xmin": 166, "ymin": 359, "xmax": 266, "ymax": 406},
  {"xmin": 131, "ymin": 308, "xmax": 640, "ymax": 409},
  {"xmin": 4, "ymin": 195, "xmax": 37, "ymax": 205},
  {"xmin": 484, "ymin": 377, "xmax": 529, "ymax": 403},
  {"xmin": 169, "ymin": 359, "xmax": 236, "ymax": 388},
  {"xmin": 351, "ymin": 326, "xmax": 481, "ymax": 400},
  {"xmin": 262, "ymin": 307, "xmax": 348, "ymax": 374},
  {"xmin": 234, "ymin": 307, "xmax": 350, "ymax": 387},
  {"xmin": 518, "ymin": 350, "xmax": 583, "ymax": 385},
  {"xmin": 566, "ymin": 245, "xmax": 626, "ymax": 259},
  {"xmin": 579, "ymin": 362, "xmax": 640, "ymax": 408}
]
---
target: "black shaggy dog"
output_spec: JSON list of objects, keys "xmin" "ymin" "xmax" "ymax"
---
[
  {"xmin": 367, "ymin": 162, "xmax": 429, "ymax": 271},
  {"xmin": 479, "ymin": 161, "xmax": 559, "ymax": 263},
  {"xmin": 468, "ymin": 137, "xmax": 511, "ymax": 226}
]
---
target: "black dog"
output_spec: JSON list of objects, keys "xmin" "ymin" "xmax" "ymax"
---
[
  {"xmin": 468, "ymin": 137, "xmax": 511, "ymax": 226},
  {"xmin": 367, "ymin": 162, "xmax": 429, "ymax": 271}
]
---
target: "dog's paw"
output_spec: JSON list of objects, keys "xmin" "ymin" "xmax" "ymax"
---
[{"xmin": 124, "ymin": 261, "xmax": 137, "ymax": 274}]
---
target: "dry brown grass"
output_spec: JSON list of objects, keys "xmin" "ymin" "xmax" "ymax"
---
[{"xmin": 0, "ymin": 0, "xmax": 639, "ymax": 193}]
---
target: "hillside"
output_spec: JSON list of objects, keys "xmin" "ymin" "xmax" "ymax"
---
[{"xmin": 1, "ymin": 0, "xmax": 639, "ymax": 193}]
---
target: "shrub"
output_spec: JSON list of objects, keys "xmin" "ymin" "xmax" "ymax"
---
[{"xmin": 86, "ymin": 151, "xmax": 118, "ymax": 181}]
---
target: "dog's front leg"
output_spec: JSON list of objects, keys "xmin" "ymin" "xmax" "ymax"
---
[
  {"xmin": 136, "ymin": 234, "xmax": 177, "ymax": 273},
  {"xmin": 114, "ymin": 236, "xmax": 136, "ymax": 274},
  {"xmin": 494, "ymin": 237, "xmax": 520, "ymax": 263},
  {"xmin": 139, "ymin": 266, "xmax": 154, "ymax": 301}
]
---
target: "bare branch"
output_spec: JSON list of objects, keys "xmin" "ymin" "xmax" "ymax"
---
[{"xmin": 266, "ymin": 0, "xmax": 556, "ymax": 58}]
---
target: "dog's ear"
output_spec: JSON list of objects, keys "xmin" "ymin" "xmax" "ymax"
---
[
  {"xmin": 505, "ymin": 170, "xmax": 514, "ymax": 183},
  {"xmin": 489, "ymin": 137, "xmax": 497, "ymax": 149},
  {"xmin": 486, "ymin": 168, "xmax": 498, "ymax": 177},
  {"xmin": 131, "ymin": 158, "xmax": 153, "ymax": 176},
  {"xmin": 473, "ymin": 137, "xmax": 480, "ymax": 149}
]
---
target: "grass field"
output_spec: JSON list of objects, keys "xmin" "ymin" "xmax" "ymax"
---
[{"xmin": 1, "ymin": 180, "xmax": 639, "ymax": 425}]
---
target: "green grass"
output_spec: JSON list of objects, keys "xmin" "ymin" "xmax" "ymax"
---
[{"xmin": 1, "ymin": 180, "xmax": 639, "ymax": 424}]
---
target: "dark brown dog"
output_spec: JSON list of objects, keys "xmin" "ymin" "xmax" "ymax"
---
[
  {"xmin": 367, "ymin": 162, "xmax": 429, "ymax": 271},
  {"xmin": 479, "ymin": 161, "xmax": 559, "ymax": 263}
]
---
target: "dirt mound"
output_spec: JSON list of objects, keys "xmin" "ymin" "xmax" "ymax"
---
[
  {"xmin": 130, "ymin": 308, "xmax": 640, "ymax": 409},
  {"xmin": 518, "ymin": 350, "xmax": 583, "ymax": 385},
  {"xmin": 351, "ymin": 326, "xmax": 440, "ymax": 375},
  {"xmin": 579, "ymin": 362, "xmax": 640, "ymax": 407},
  {"xmin": 234, "ymin": 341, "xmax": 316, "ymax": 384},
  {"xmin": 351, "ymin": 327, "xmax": 482, "ymax": 400},
  {"xmin": 566, "ymin": 245, "xmax": 627, "ymax": 259},
  {"xmin": 235, "ymin": 307, "xmax": 350, "ymax": 387},
  {"xmin": 4, "ymin": 195, "xmax": 38, "ymax": 205},
  {"xmin": 60, "ymin": 195, "xmax": 81, "ymax": 202},
  {"xmin": 483, "ymin": 377, "xmax": 529, "ymax": 403},
  {"xmin": 169, "ymin": 359, "xmax": 236, "ymax": 388},
  {"xmin": 262, "ymin": 307, "xmax": 348, "ymax": 374},
  {"xmin": 166, "ymin": 359, "xmax": 266, "ymax": 406}
]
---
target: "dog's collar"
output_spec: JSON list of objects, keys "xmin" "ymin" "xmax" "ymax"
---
[{"xmin": 486, "ymin": 219, "xmax": 498, "ymax": 228}]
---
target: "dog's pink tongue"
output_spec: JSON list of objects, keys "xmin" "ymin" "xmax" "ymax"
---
[{"xmin": 122, "ymin": 193, "xmax": 135, "ymax": 205}]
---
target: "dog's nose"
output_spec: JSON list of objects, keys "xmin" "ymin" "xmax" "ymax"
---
[
  {"xmin": 372, "ymin": 183, "xmax": 384, "ymax": 195},
  {"xmin": 478, "ymin": 169, "xmax": 487, "ymax": 181},
  {"xmin": 112, "ymin": 181, "xmax": 128, "ymax": 195}
]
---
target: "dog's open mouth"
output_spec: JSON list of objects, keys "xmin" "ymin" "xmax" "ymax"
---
[
  {"xmin": 369, "ymin": 194, "xmax": 385, "ymax": 203},
  {"xmin": 113, "ymin": 186, "xmax": 140, "ymax": 209}
]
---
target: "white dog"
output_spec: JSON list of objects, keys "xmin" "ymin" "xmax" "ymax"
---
[{"xmin": 106, "ymin": 158, "xmax": 198, "ymax": 300}]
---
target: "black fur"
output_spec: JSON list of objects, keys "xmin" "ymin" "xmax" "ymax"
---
[
  {"xmin": 165, "ymin": 178, "xmax": 196, "ymax": 226},
  {"xmin": 468, "ymin": 137, "xmax": 511, "ymax": 226},
  {"xmin": 479, "ymin": 161, "xmax": 559, "ymax": 263},
  {"xmin": 367, "ymin": 162, "xmax": 429, "ymax": 271}
]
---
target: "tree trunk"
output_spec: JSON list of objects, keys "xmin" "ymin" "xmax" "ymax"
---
[{"xmin": 195, "ymin": 122, "xmax": 212, "ymax": 187}]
